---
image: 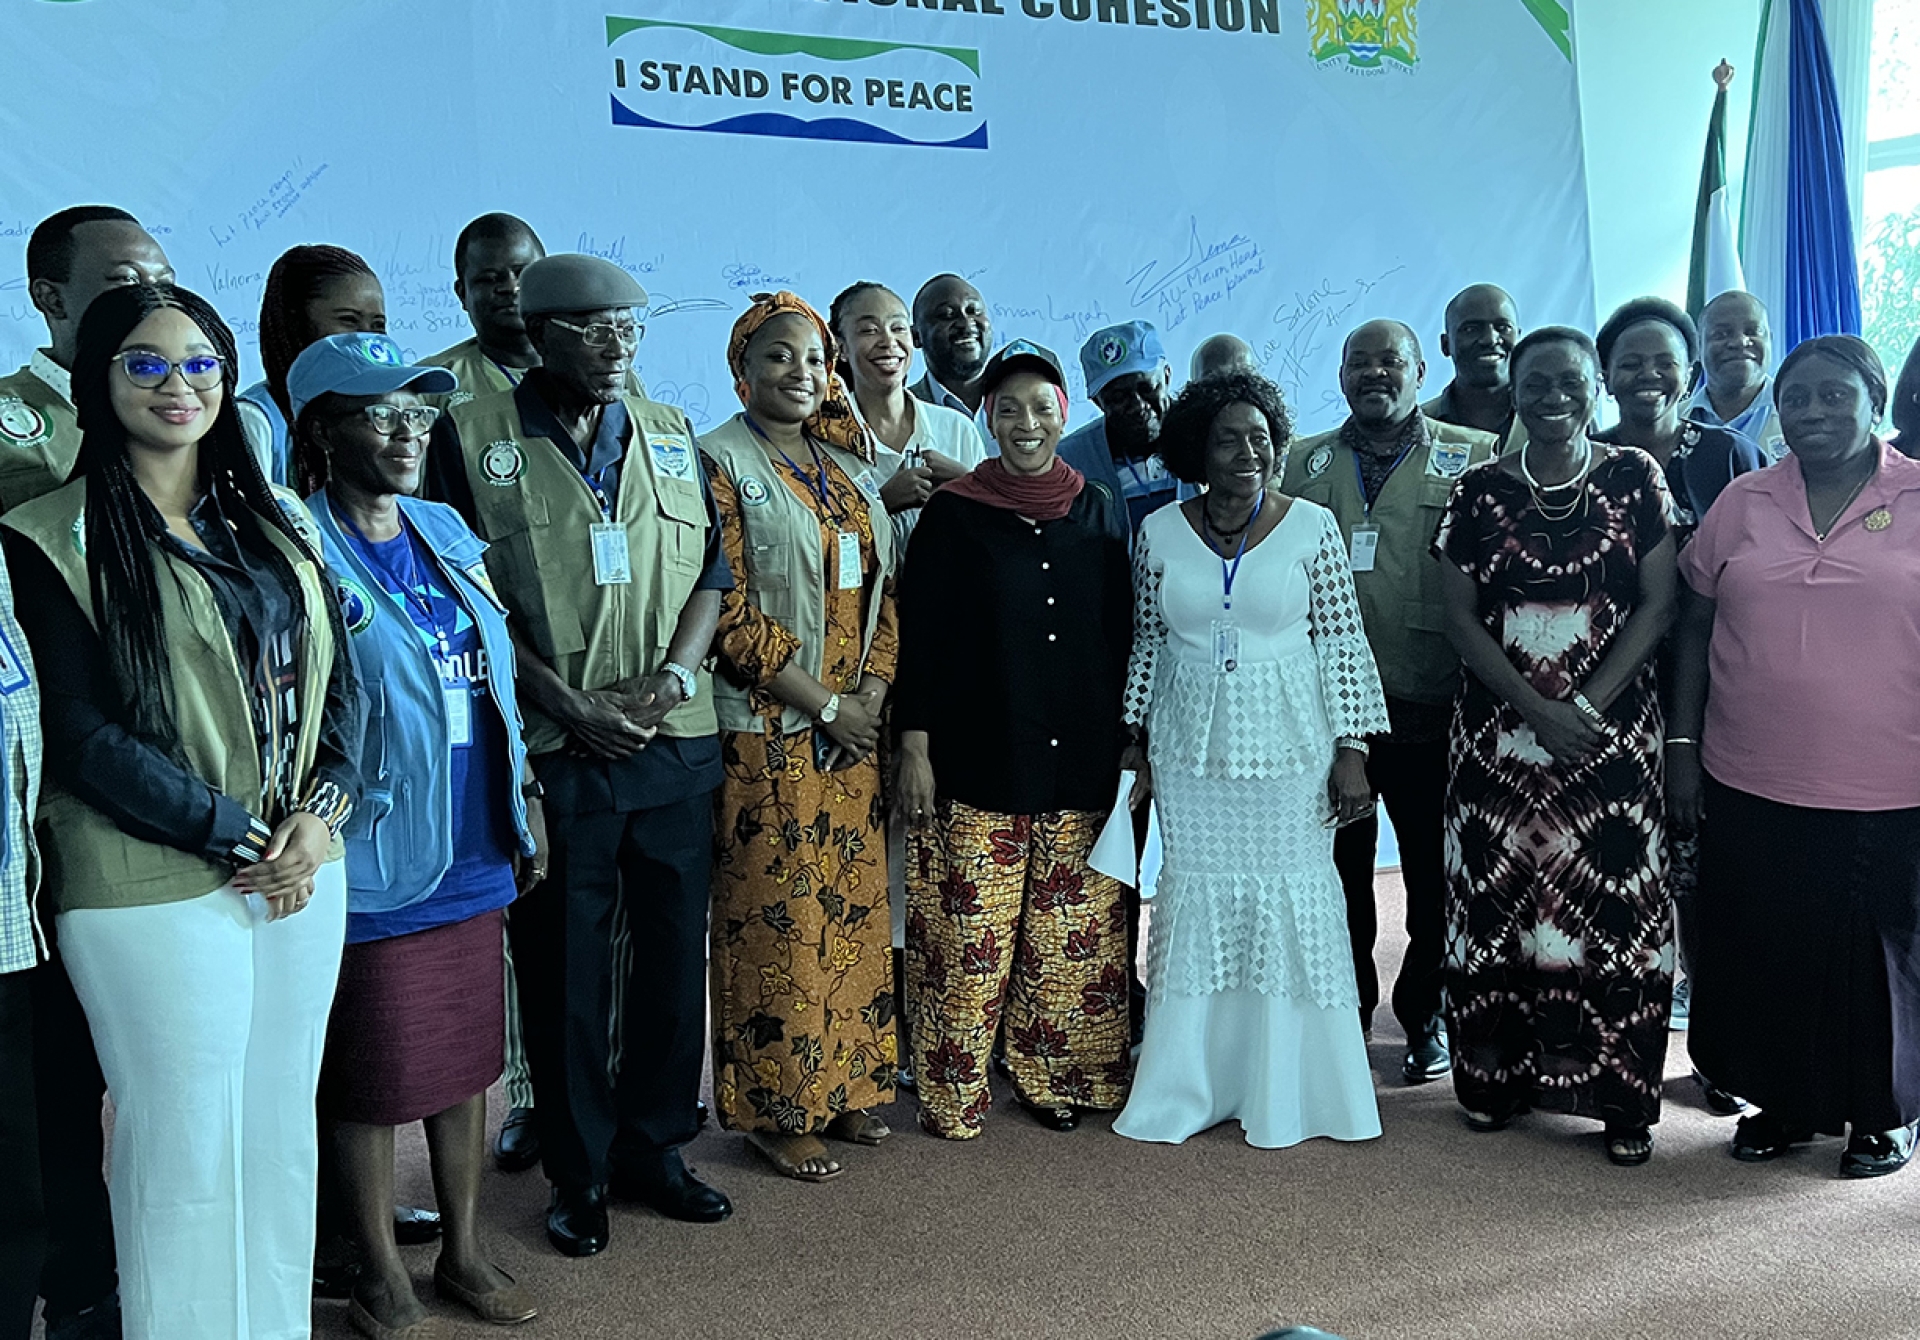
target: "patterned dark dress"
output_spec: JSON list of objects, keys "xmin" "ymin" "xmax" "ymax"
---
[{"xmin": 1432, "ymin": 446, "xmax": 1674, "ymax": 1127}]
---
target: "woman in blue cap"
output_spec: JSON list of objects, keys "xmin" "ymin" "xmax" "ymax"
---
[{"xmin": 289, "ymin": 333, "xmax": 545, "ymax": 1336}]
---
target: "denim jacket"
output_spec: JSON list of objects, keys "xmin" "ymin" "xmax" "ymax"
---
[{"xmin": 309, "ymin": 492, "xmax": 535, "ymax": 912}]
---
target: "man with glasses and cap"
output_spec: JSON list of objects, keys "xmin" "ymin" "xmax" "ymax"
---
[
  {"xmin": 1057, "ymin": 320, "xmax": 1185, "ymax": 541},
  {"xmin": 1281, "ymin": 319, "xmax": 1498, "ymax": 1088},
  {"xmin": 436, "ymin": 254, "xmax": 734, "ymax": 1258}
]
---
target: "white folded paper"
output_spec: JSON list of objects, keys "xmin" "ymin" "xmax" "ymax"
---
[{"xmin": 1088, "ymin": 770, "xmax": 1164, "ymax": 899}]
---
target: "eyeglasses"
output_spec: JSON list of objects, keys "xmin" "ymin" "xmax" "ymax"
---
[
  {"xmin": 117, "ymin": 351, "xmax": 225, "ymax": 390},
  {"xmin": 349, "ymin": 404, "xmax": 442, "ymax": 437},
  {"xmin": 548, "ymin": 316, "xmax": 645, "ymax": 349}
]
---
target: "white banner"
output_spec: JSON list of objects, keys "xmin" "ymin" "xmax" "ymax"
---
[{"xmin": 3, "ymin": 0, "xmax": 1591, "ymax": 433}]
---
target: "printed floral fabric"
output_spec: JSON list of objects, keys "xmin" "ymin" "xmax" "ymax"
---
[
  {"xmin": 906, "ymin": 802, "xmax": 1132, "ymax": 1139},
  {"xmin": 1432, "ymin": 449, "xmax": 1674, "ymax": 1126}
]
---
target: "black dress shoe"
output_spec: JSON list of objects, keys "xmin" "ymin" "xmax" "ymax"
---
[
  {"xmin": 43, "ymin": 1291, "xmax": 123, "ymax": 1340},
  {"xmin": 312, "ymin": 1258, "xmax": 362, "ymax": 1301},
  {"xmin": 1019, "ymin": 1099, "xmax": 1080, "ymax": 1131},
  {"xmin": 1692, "ymin": 1068, "xmax": 1749, "ymax": 1117},
  {"xmin": 545, "ymin": 1184, "xmax": 609, "ymax": 1257},
  {"xmin": 611, "ymin": 1150, "xmax": 733, "ymax": 1223},
  {"xmin": 1730, "ymin": 1109, "xmax": 1814, "ymax": 1162},
  {"xmin": 1840, "ymin": 1120, "xmax": 1919, "ymax": 1179},
  {"xmin": 1402, "ymin": 1029, "xmax": 1451, "ymax": 1085},
  {"xmin": 495, "ymin": 1105, "xmax": 540, "ymax": 1173},
  {"xmin": 390, "ymin": 1204, "xmax": 442, "ymax": 1246}
]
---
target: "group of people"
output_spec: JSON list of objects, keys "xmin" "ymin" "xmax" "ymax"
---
[{"xmin": 0, "ymin": 203, "xmax": 1917, "ymax": 1340}]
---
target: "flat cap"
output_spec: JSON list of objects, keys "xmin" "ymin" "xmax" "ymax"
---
[{"xmin": 519, "ymin": 253, "xmax": 649, "ymax": 316}]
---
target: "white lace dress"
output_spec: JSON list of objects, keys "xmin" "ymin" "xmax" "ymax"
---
[{"xmin": 1112, "ymin": 498, "xmax": 1389, "ymax": 1148}]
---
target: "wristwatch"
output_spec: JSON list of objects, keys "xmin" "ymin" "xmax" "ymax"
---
[
  {"xmin": 660, "ymin": 661, "xmax": 698, "ymax": 701},
  {"xmin": 818, "ymin": 692, "xmax": 841, "ymax": 724}
]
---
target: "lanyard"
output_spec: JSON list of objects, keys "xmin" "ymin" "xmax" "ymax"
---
[
  {"xmin": 582, "ymin": 468, "xmax": 616, "ymax": 521},
  {"xmin": 487, "ymin": 357, "xmax": 525, "ymax": 389},
  {"xmin": 332, "ymin": 503, "xmax": 453, "ymax": 658},
  {"xmin": 1203, "ymin": 492, "xmax": 1263, "ymax": 614},
  {"xmin": 1352, "ymin": 441, "xmax": 1417, "ymax": 519},
  {"xmin": 747, "ymin": 414, "xmax": 843, "ymax": 524},
  {"xmin": 1118, "ymin": 456, "xmax": 1168, "ymax": 496}
]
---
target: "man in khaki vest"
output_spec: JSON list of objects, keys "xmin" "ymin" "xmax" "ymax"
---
[
  {"xmin": 437, "ymin": 254, "xmax": 732, "ymax": 1258},
  {"xmin": 424, "ymin": 212, "xmax": 548, "ymax": 411},
  {"xmin": 1282, "ymin": 319, "xmax": 1498, "ymax": 1088},
  {"xmin": 2, "ymin": 203, "xmax": 170, "ymax": 1340},
  {"xmin": 1423, "ymin": 283, "xmax": 1527, "ymax": 457}
]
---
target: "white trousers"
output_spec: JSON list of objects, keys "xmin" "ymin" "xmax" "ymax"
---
[{"xmin": 58, "ymin": 864, "xmax": 347, "ymax": 1340}]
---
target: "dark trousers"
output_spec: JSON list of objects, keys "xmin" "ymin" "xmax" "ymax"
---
[
  {"xmin": 509, "ymin": 792, "xmax": 712, "ymax": 1191},
  {"xmin": 0, "ymin": 971, "xmax": 44, "ymax": 1340},
  {"xmin": 28, "ymin": 949, "xmax": 115, "ymax": 1321},
  {"xmin": 1332, "ymin": 735, "xmax": 1449, "ymax": 1040}
]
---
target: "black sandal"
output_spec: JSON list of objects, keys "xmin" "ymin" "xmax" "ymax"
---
[{"xmin": 1605, "ymin": 1124, "xmax": 1654, "ymax": 1166}]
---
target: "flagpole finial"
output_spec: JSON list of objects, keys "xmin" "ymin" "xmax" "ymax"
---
[{"xmin": 1713, "ymin": 59, "xmax": 1736, "ymax": 92}]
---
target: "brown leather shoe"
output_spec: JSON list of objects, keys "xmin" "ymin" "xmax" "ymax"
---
[{"xmin": 434, "ymin": 1265, "xmax": 540, "ymax": 1326}]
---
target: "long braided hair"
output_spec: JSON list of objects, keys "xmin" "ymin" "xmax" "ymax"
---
[
  {"xmin": 70, "ymin": 283, "xmax": 355, "ymax": 766},
  {"xmin": 258, "ymin": 244, "xmax": 377, "ymax": 419}
]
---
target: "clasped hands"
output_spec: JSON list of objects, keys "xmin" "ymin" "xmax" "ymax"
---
[{"xmin": 559, "ymin": 673, "xmax": 686, "ymax": 759}]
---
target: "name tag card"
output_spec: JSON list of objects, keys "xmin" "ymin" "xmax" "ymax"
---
[
  {"xmin": 591, "ymin": 522, "xmax": 632, "ymax": 586},
  {"xmin": 837, "ymin": 530, "xmax": 862, "ymax": 590},
  {"xmin": 1349, "ymin": 524, "xmax": 1380, "ymax": 573},
  {"xmin": 1212, "ymin": 619, "xmax": 1240, "ymax": 673},
  {"xmin": 444, "ymin": 683, "xmax": 473, "ymax": 747}
]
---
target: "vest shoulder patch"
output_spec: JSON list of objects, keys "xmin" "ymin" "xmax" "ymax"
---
[
  {"xmin": 482, "ymin": 440, "xmax": 526, "ymax": 487},
  {"xmin": 647, "ymin": 432, "xmax": 696, "ymax": 481},
  {"xmin": 0, "ymin": 398, "xmax": 52, "ymax": 449},
  {"xmin": 738, "ymin": 475, "xmax": 771, "ymax": 507},
  {"xmin": 336, "ymin": 576, "xmax": 375, "ymax": 634},
  {"xmin": 1425, "ymin": 441, "xmax": 1472, "ymax": 479}
]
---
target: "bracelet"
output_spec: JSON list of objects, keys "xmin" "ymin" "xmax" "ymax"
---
[
  {"xmin": 521, "ymin": 778, "xmax": 547, "ymax": 800},
  {"xmin": 1570, "ymin": 691, "xmax": 1604, "ymax": 723},
  {"xmin": 1335, "ymin": 736, "xmax": 1371, "ymax": 756},
  {"xmin": 1664, "ymin": 737, "xmax": 1700, "ymax": 747}
]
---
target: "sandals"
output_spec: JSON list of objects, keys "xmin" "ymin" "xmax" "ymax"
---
[
  {"xmin": 824, "ymin": 1109, "xmax": 892, "ymax": 1146},
  {"xmin": 746, "ymin": 1131, "xmax": 844, "ymax": 1182},
  {"xmin": 1606, "ymin": 1125, "xmax": 1654, "ymax": 1166},
  {"xmin": 1460, "ymin": 1102, "xmax": 1524, "ymax": 1133}
]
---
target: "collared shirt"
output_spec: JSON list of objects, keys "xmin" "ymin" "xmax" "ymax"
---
[
  {"xmin": 1421, "ymin": 382, "xmax": 1527, "ymax": 457},
  {"xmin": 28, "ymin": 349, "xmax": 70, "ymax": 405},
  {"xmin": 1055, "ymin": 416, "xmax": 1189, "ymax": 542},
  {"xmin": 853, "ymin": 393, "xmax": 988, "ymax": 548},
  {"xmin": 1688, "ymin": 378, "xmax": 1786, "ymax": 462},
  {"xmin": 908, "ymin": 369, "xmax": 994, "ymax": 454},
  {"xmin": 1680, "ymin": 440, "xmax": 1920, "ymax": 811},
  {"xmin": 434, "ymin": 378, "xmax": 734, "ymax": 814},
  {"xmin": 0, "ymin": 552, "xmax": 41, "ymax": 975}
]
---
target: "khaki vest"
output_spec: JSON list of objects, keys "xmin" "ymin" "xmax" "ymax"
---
[
  {"xmin": 2, "ymin": 482, "xmax": 343, "ymax": 909},
  {"xmin": 1281, "ymin": 418, "xmax": 1499, "ymax": 705},
  {"xmin": 450, "ymin": 388, "xmax": 716, "ymax": 753},
  {"xmin": 698, "ymin": 414, "xmax": 894, "ymax": 736},
  {"xmin": 0, "ymin": 366, "xmax": 81, "ymax": 515},
  {"xmin": 425, "ymin": 337, "xmax": 646, "ymax": 409},
  {"xmin": 1421, "ymin": 384, "xmax": 1529, "ymax": 458}
]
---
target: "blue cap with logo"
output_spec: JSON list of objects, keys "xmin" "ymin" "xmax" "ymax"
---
[
  {"xmin": 287, "ymin": 333, "xmax": 458, "ymax": 424},
  {"xmin": 1079, "ymin": 320, "xmax": 1167, "ymax": 398}
]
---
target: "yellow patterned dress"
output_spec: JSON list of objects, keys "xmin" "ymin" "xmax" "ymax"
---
[{"xmin": 706, "ymin": 450, "xmax": 900, "ymax": 1135}]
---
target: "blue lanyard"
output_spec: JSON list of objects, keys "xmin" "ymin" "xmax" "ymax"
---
[
  {"xmin": 582, "ymin": 468, "xmax": 615, "ymax": 521},
  {"xmin": 746, "ymin": 414, "xmax": 842, "ymax": 524},
  {"xmin": 1203, "ymin": 492, "xmax": 1263, "ymax": 614},
  {"xmin": 1352, "ymin": 441, "xmax": 1417, "ymax": 519},
  {"xmin": 331, "ymin": 502, "xmax": 452, "ymax": 657},
  {"xmin": 487, "ymin": 357, "xmax": 524, "ymax": 389}
]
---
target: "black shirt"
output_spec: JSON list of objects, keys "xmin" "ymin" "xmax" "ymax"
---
[
  {"xmin": 893, "ymin": 487, "xmax": 1132, "ymax": 815},
  {"xmin": 5, "ymin": 490, "xmax": 363, "ymax": 865}
]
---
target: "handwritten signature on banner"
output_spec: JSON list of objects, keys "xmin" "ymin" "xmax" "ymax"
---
[
  {"xmin": 1265, "ymin": 266, "xmax": 1407, "ymax": 415},
  {"xmin": 1127, "ymin": 219, "xmax": 1266, "ymax": 332},
  {"xmin": 207, "ymin": 160, "xmax": 330, "ymax": 249}
]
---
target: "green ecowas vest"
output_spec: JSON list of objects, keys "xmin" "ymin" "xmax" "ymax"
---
[
  {"xmin": 450, "ymin": 389, "xmax": 716, "ymax": 753},
  {"xmin": 698, "ymin": 413, "xmax": 894, "ymax": 737},
  {"xmin": 1281, "ymin": 418, "xmax": 1499, "ymax": 706},
  {"xmin": 0, "ymin": 367, "xmax": 81, "ymax": 516},
  {"xmin": 1, "ymin": 481, "xmax": 343, "ymax": 910}
]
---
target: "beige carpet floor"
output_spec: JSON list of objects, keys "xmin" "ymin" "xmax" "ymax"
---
[{"xmin": 91, "ymin": 870, "xmax": 1920, "ymax": 1339}]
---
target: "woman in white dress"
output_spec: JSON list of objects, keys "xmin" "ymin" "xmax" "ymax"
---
[{"xmin": 1115, "ymin": 371, "xmax": 1389, "ymax": 1149}]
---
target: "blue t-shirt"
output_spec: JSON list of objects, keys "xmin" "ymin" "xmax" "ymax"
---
[{"xmin": 343, "ymin": 523, "xmax": 517, "ymax": 944}]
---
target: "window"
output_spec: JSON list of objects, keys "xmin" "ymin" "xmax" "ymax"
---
[{"xmin": 1862, "ymin": 0, "xmax": 1920, "ymax": 386}]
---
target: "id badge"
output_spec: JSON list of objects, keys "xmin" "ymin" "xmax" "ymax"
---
[
  {"xmin": 836, "ymin": 530, "xmax": 862, "ymax": 590},
  {"xmin": 1349, "ymin": 524, "xmax": 1380, "ymax": 573},
  {"xmin": 1212, "ymin": 619, "xmax": 1241, "ymax": 673},
  {"xmin": 0, "ymin": 625, "xmax": 30, "ymax": 695},
  {"xmin": 590, "ymin": 522, "xmax": 632, "ymax": 586},
  {"xmin": 443, "ymin": 683, "xmax": 473, "ymax": 747}
]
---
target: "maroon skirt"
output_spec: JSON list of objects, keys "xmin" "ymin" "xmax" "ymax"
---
[{"xmin": 318, "ymin": 908, "xmax": 505, "ymax": 1125}]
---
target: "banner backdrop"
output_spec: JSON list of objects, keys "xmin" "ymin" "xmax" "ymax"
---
[{"xmin": 3, "ymin": 0, "xmax": 1591, "ymax": 434}]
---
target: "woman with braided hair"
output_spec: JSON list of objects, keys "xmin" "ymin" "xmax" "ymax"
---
[
  {"xmin": 0, "ymin": 283, "xmax": 363, "ymax": 1340},
  {"xmin": 237, "ymin": 243, "xmax": 386, "ymax": 486}
]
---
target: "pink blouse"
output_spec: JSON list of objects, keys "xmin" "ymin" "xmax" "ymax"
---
[{"xmin": 1680, "ymin": 440, "xmax": 1920, "ymax": 811}]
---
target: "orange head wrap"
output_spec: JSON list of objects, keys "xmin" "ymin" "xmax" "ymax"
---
[{"xmin": 726, "ymin": 291, "xmax": 872, "ymax": 461}]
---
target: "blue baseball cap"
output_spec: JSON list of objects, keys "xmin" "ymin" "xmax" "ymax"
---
[
  {"xmin": 287, "ymin": 333, "xmax": 458, "ymax": 424},
  {"xmin": 1079, "ymin": 320, "xmax": 1167, "ymax": 398}
]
